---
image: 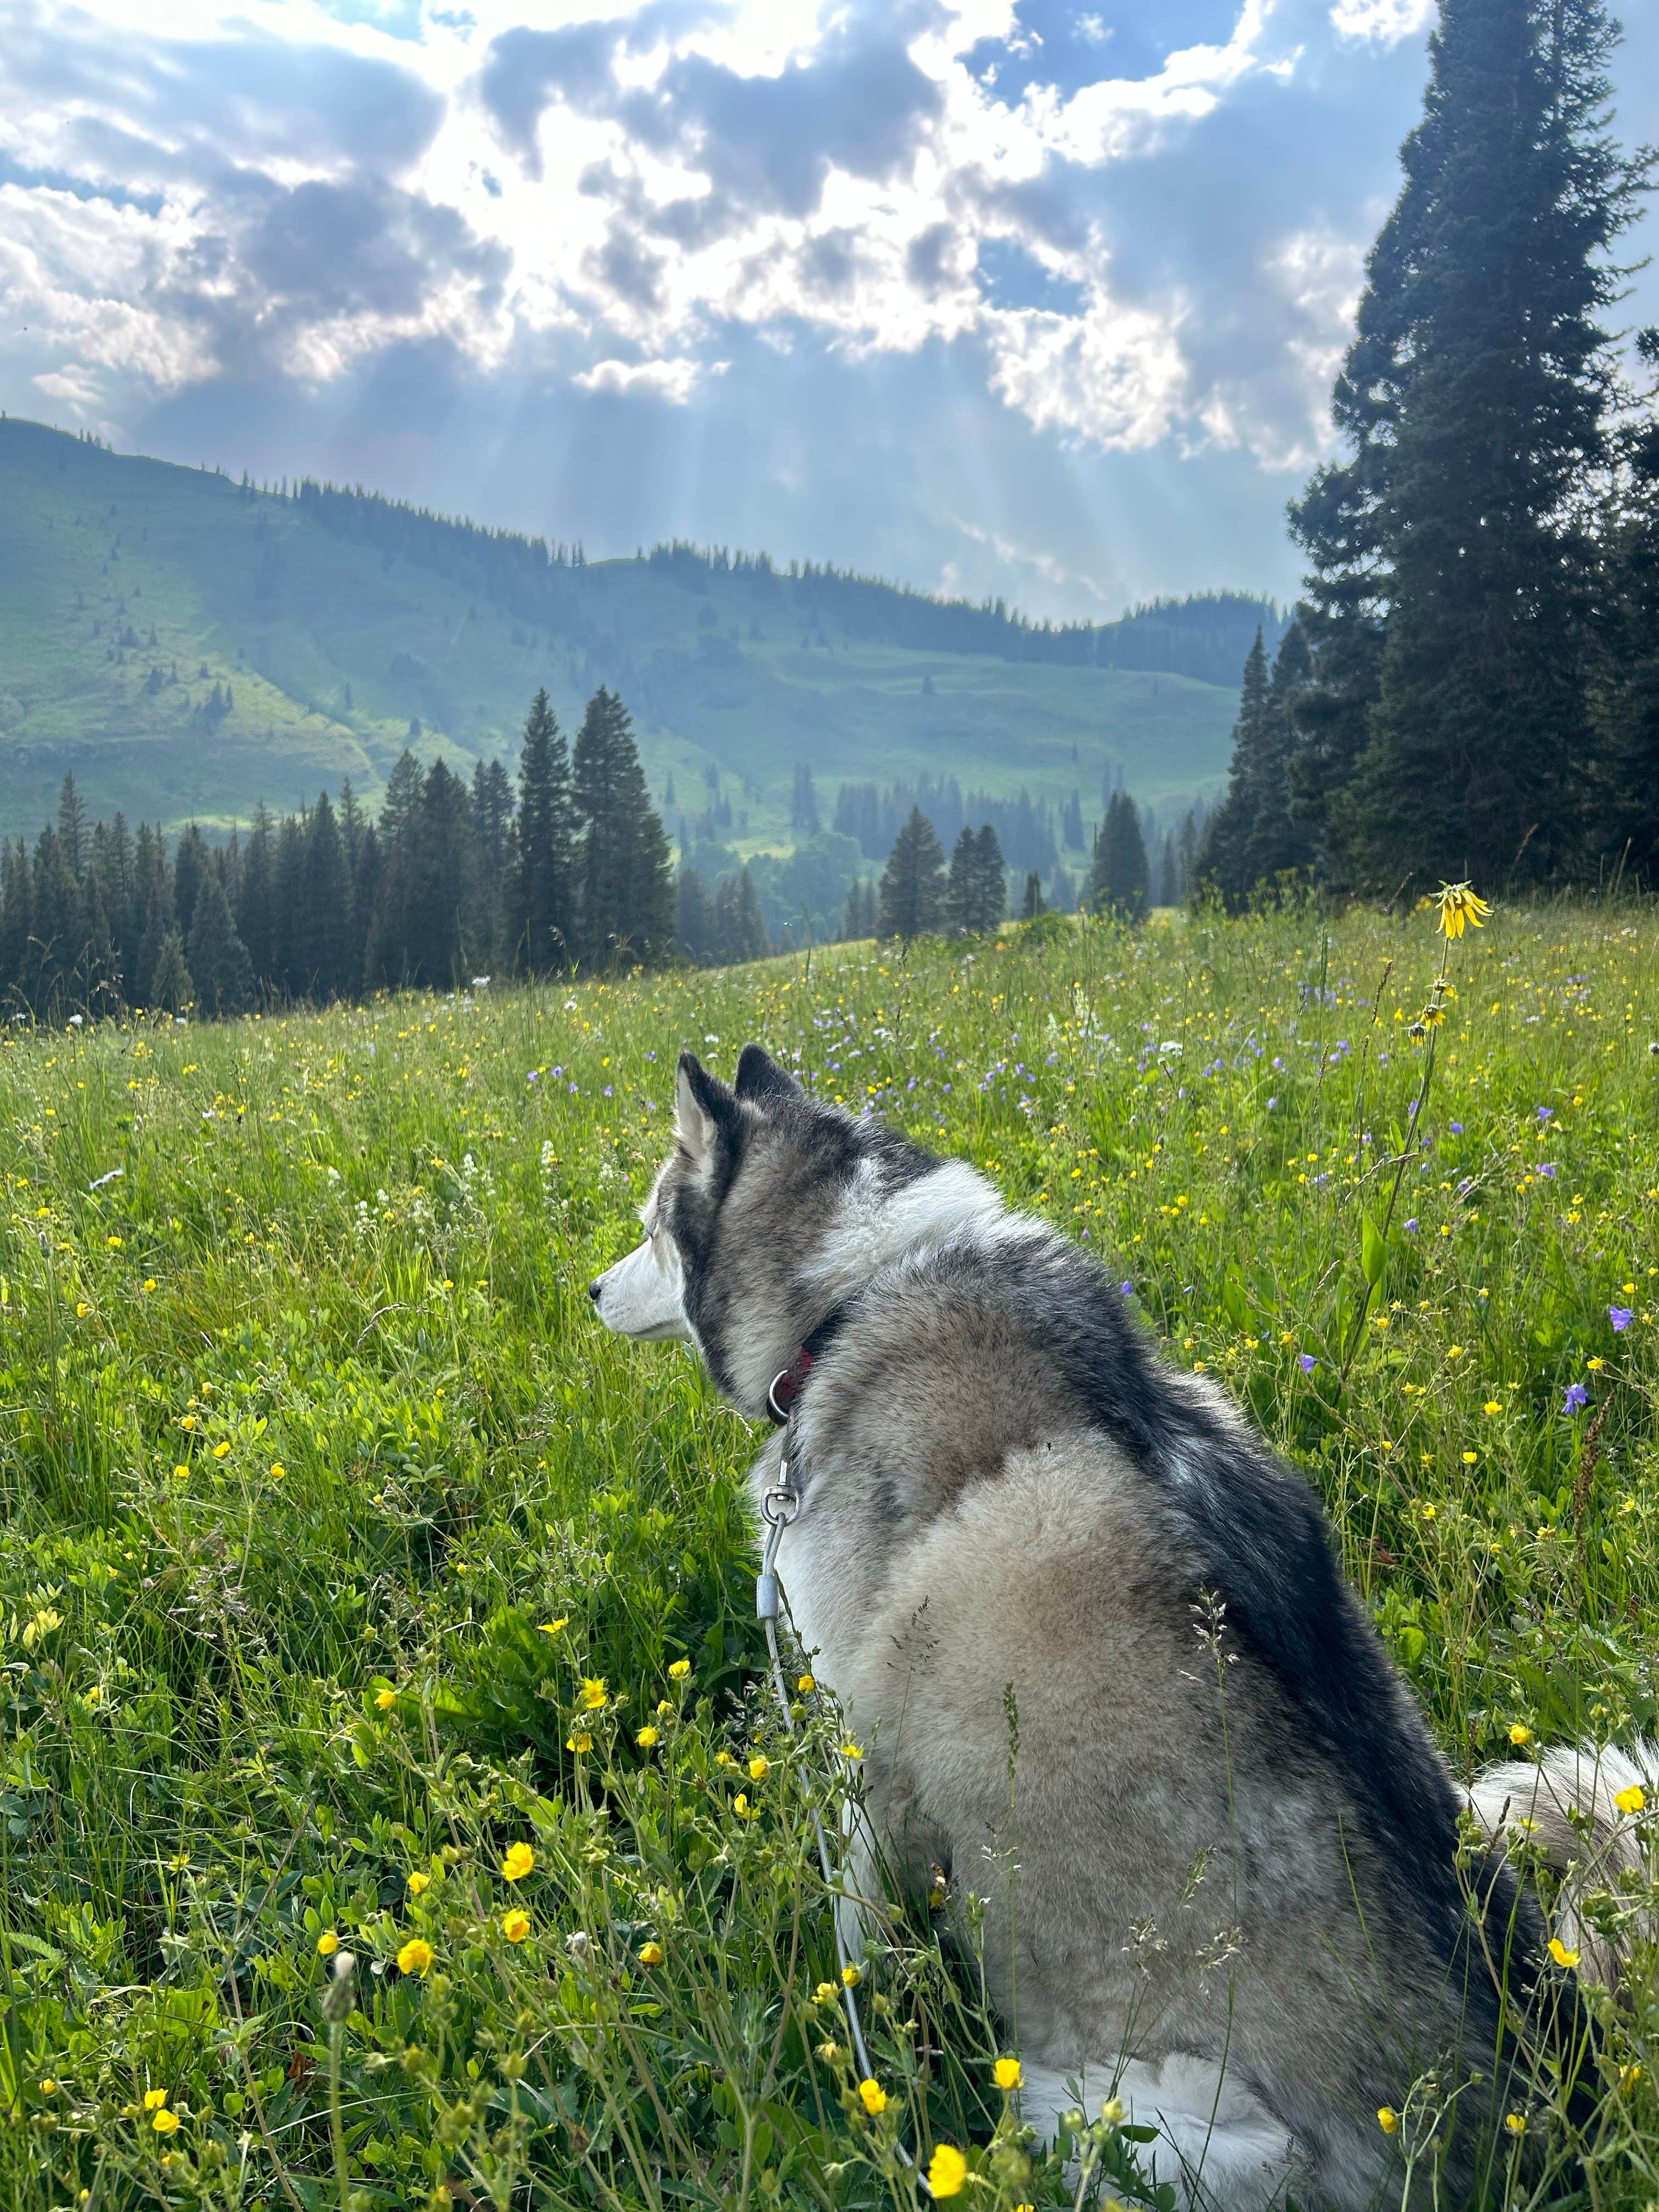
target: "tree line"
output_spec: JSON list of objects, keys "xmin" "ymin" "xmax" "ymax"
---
[
  {"xmin": 1199, "ymin": 0, "xmax": 1658, "ymax": 905},
  {"xmin": 0, "ymin": 687, "xmax": 675, "ymax": 1022}
]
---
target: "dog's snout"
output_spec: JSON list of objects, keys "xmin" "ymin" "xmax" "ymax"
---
[{"xmin": 587, "ymin": 1278, "xmax": 603, "ymax": 1305}]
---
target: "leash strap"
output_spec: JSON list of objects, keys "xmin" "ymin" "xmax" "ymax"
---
[{"xmin": 758, "ymin": 1415, "xmax": 922, "ymax": 2180}]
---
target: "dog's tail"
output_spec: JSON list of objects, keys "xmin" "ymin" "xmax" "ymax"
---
[{"xmin": 1468, "ymin": 1739, "xmax": 1657, "ymax": 1987}]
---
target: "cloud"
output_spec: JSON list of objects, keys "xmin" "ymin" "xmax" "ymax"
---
[
  {"xmin": 572, "ymin": 353, "xmax": 713, "ymax": 401},
  {"xmin": 1328, "ymin": 0, "xmax": 1435, "ymax": 43}
]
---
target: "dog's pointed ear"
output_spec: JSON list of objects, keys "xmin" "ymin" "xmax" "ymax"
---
[
  {"xmin": 734, "ymin": 1042, "xmax": 801, "ymax": 1106},
  {"xmin": 675, "ymin": 1050, "xmax": 736, "ymax": 1163}
]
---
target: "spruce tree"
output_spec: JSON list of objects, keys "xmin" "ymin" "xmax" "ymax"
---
[
  {"xmin": 187, "ymin": 868, "xmax": 254, "ymax": 1017},
  {"xmin": 1090, "ymin": 792, "xmax": 1149, "ymax": 922},
  {"xmin": 510, "ymin": 689, "xmax": 574, "ymax": 974},
  {"xmin": 57, "ymin": 772, "xmax": 87, "ymax": 882},
  {"xmin": 1196, "ymin": 630, "xmax": 1271, "ymax": 905},
  {"xmin": 945, "ymin": 828, "xmax": 978, "ymax": 934},
  {"xmin": 1020, "ymin": 870, "xmax": 1045, "ymax": 921},
  {"xmin": 291, "ymin": 793, "xmax": 351, "ymax": 998},
  {"xmin": 172, "ymin": 825, "xmax": 208, "ymax": 941},
  {"xmin": 972, "ymin": 824, "xmax": 1007, "ymax": 932},
  {"xmin": 150, "ymin": 927, "xmax": 193, "ymax": 1015},
  {"xmin": 406, "ymin": 760, "xmax": 478, "ymax": 986},
  {"xmin": 1595, "ymin": 329, "xmax": 1659, "ymax": 881},
  {"xmin": 571, "ymin": 688, "xmax": 673, "ymax": 967},
  {"xmin": 678, "ymin": 866, "xmax": 714, "ymax": 963},
  {"xmin": 792, "ymin": 763, "xmax": 820, "ymax": 834},
  {"xmin": 876, "ymin": 807, "xmax": 945, "ymax": 940},
  {"xmin": 237, "ymin": 805, "xmax": 275, "ymax": 983},
  {"xmin": 713, "ymin": 868, "xmax": 769, "ymax": 964},
  {"xmin": 1291, "ymin": 0, "xmax": 1650, "ymax": 890}
]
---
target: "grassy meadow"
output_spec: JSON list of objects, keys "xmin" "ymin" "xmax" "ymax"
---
[{"xmin": 0, "ymin": 899, "xmax": 1656, "ymax": 2210}]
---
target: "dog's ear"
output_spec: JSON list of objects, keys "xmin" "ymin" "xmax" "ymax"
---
[
  {"xmin": 675, "ymin": 1050, "xmax": 737, "ymax": 1164},
  {"xmin": 734, "ymin": 1042, "xmax": 801, "ymax": 1107}
]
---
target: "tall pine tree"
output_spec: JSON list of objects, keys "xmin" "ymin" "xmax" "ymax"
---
[
  {"xmin": 876, "ymin": 807, "xmax": 946, "ymax": 940},
  {"xmin": 1291, "ymin": 0, "xmax": 1650, "ymax": 890},
  {"xmin": 571, "ymin": 688, "xmax": 673, "ymax": 968},
  {"xmin": 510, "ymin": 689, "xmax": 574, "ymax": 974}
]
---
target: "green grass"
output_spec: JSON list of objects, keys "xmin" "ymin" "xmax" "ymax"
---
[
  {"xmin": 0, "ymin": 417, "xmax": 1239, "ymax": 843},
  {"xmin": 0, "ymin": 898, "xmax": 1656, "ymax": 2209}
]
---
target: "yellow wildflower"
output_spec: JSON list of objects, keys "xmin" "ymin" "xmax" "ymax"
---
[
  {"xmin": 813, "ymin": 1982, "xmax": 839, "ymax": 2005},
  {"xmin": 172, "ymin": 1465, "xmax": 190, "ymax": 1481},
  {"xmin": 635, "ymin": 1725, "xmax": 659, "ymax": 1747},
  {"xmin": 538, "ymin": 1617, "xmax": 568, "ymax": 1635},
  {"xmin": 797, "ymin": 1673, "xmax": 816, "ymax": 1693},
  {"xmin": 376, "ymin": 1688, "xmax": 397, "ymax": 1711},
  {"xmin": 927, "ymin": 2143, "xmax": 968, "ymax": 2196},
  {"xmin": 1616, "ymin": 1784, "xmax": 1646, "ymax": 1816},
  {"xmin": 1434, "ymin": 883, "xmax": 1491, "ymax": 939},
  {"xmin": 317, "ymin": 1931, "xmax": 340, "ymax": 1956},
  {"xmin": 668, "ymin": 1658, "xmax": 691, "ymax": 1679},
  {"xmin": 212, "ymin": 1440, "xmax": 232, "ymax": 1460},
  {"xmin": 501, "ymin": 1909, "xmax": 531, "ymax": 1944},
  {"xmin": 748, "ymin": 1754, "xmax": 770, "ymax": 1781},
  {"xmin": 407, "ymin": 1871, "xmax": 430, "ymax": 1897},
  {"xmin": 858, "ymin": 2078, "xmax": 887, "ymax": 2116},
  {"xmin": 143, "ymin": 2089, "xmax": 169, "ymax": 2111},
  {"xmin": 396, "ymin": 1937, "xmax": 434, "ymax": 1977},
  {"xmin": 500, "ymin": 1842, "xmax": 535, "ymax": 1882},
  {"xmin": 1505, "ymin": 2113, "xmax": 1526, "ymax": 2136},
  {"xmin": 638, "ymin": 1941, "xmax": 664, "ymax": 1966},
  {"xmin": 1548, "ymin": 1937, "xmax": 1579, "ymax": 1969},
  {"xmin": 152, "ymin": 2108, "xmax": 180, "ymax": 2135},
  {"xmin": 269, "ymin": 1462, "xmax": 285, "ymax": 1479},
  {"xmin": 578, "ymin": 1677, "xmax": 608, "ymax": 1709},
  {"xmin": 995, "ymin": 2057, "xmax": 1023, "ymax": 2090},
  {"xmin": 840, "ymin": 1741, "xmax": 864, "ymax": 1761},
  {"xmin": 565, "ymin": 1731, "xmax": 593, "ymax": 1754},
  {"xmin": 842, "ymin": 1963, "xmax": 862, "ymax": 1987},
  {"xmin": 1378, "ymin": 2107, "xmax": 1400, "ymax": 2135},
  {"xmin": 1509, "ymin": 1724, "xmax": 1532, "ymax": 1747}
]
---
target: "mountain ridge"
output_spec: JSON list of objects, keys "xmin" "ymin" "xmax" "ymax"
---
[{"xmin": 0, "ymin": 416, "xmax": 1278, "ymax": 845}]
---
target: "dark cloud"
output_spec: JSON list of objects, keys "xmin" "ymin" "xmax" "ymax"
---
[
  {"xmin": 478, "ymin": 21, "xmax": 620, "ymax": 173},
  {"xmin": 239, "ymin": 180, "xmax": 507, "ymax": 326}
]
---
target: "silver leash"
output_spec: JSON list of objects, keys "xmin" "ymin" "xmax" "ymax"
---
[{"xmin": 757, "ymin": 1424, "xmax": 923, "ymax": 2184}]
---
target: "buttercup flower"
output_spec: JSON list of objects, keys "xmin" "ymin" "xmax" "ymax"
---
[
  {"xmin": 841, "ymin": 1963, "xmax": 862, "ymax": 1987},
  {"xmin": 638, "ymin": 1940, "xmax": 664, "ymax": 1966},
  {"xmin": 635, "ymin": 1725, "xmax": 659, "ymax": 1747},
  {"xmin": 407, "ymin": 1871, "xmax": 430, "ymax": 1897},
  {"xmin": 143, "ymin": 2089, "xmax": 169, "ymax": 2111},
  {"xmin": 1616, "ymin": 1783, "xmax": 1646, "ymax": 1816},
  {"xmin": 748, "ymin": 1754, "xmax": 770, "ymax": 1781},
  {"xmin": 566, "ymin": 1731, "xmax": 593, "ymax": 1754},
  {"xmin": 668, "ymin": 1658, "xmax": 691, "ymax": 1679},
  {"xmin": 317, "ymin": 1930, "xmax": 340, "ymax": 1956},
  {"xmin": 578, "ymin": 1676, "xmax": 608, "ymax": 1709},
  {"xmin": 212, "ymin": 1440, "xmax": 232, "ymax": 1460},
  {"xmin": 1509, "ymin": 1724, "xmax": 1532, "ymax": 1747},
  {"xmin": 396, "ymin": 1938, "xmax": 435, "ymax": 1977},
  {"xmin": 797, "ymin": 1673, "xmax": 816, "ymax": 1693},
  {"xmin": 376, "ymin": 1688, "xmax": 396, "ymax": 1711},
  {"xmin": 1378, "ymin": 2107, "xmax": 1400, "ymax": 2135},
  {"xmin": 813, "ymin": 1982, "xmax": 839, "ymax": 2005},
  {"xmin": 538, "ymin": 1617, "xmax": 568, "ymax": 1634},
  {"xmin": 501, "ymin": 1843, "xmax": 535, "ymax": 1882},
  {"xmin": 501, "ymin": 1909, "xmax": 531, "ymax": 1943},
  {"xmin": 152, "ymin": 2108, "xmax": 180, "ymax": 2135},
  {"xmin": 858, "ymin": 2078, "xmax": 887, "ymax": 2116},
  {"xmin": 1548, "ymin": 1938, "xmax": 1580, "ymax": 1968},
  {"xmin": 928, "ymin": 2143, "xmax": 968, "ymax": 2196},
  {"xmin": 1505, "ymin": 2113, "xmax": 1526, "ymax": 2136},
  {"xmin": 995, "ymin": 2056, "xmax": 1023, "ymax": 2090}
]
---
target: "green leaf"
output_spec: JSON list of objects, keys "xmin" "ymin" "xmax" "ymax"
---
[{"xmin": 1362, "ymin": 1211, "xmax": 1389, "ymax": 1288}]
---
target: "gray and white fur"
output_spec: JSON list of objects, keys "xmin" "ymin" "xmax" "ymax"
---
[{"xmin": 591, "ymin": 1044, "xmax": 1645, "ymax": 2210}]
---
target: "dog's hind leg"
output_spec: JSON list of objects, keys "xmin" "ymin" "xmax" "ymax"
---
[{"xmin": 1018, "ymin": 2054, "xmax": 1301, "ymax": 2212}]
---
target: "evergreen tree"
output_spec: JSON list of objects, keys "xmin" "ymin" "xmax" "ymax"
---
[
  {"xmin": 791, "ymin": 763, "xmax": 820, "ymax": 834},
  {"xmin": 291, "ymin": 793, "xmax": 351, "ymax": 998},
  {"xmin": 1196, "ymin": 630, "xmax": 1270, "ymax": 905},
  {"xmin": 1595, "ymin": 329, "xmax": 1659, "ymax": 881},
  {"xmin": 57, "ymin": 773, "xmax": 87, "ymax": 882},
  {"xmin": 1020, "ymin": 870, "xmax": 1045, "ymax": 921},
  {"xmin": 237, "ymin": 805, "xmax": 275, "ymax": 982},
  {"xmin": 945, "ymin": 828, "xmax": 978, "ymax": 934},
  {"xmin": 876, "ymin": 807, "xmax": 946, "ymax": 940},
  {"xmin": 713, "ymin": 868, "xmax": 770, "ymax": 964},
  {"xmin": 172, "ymin": 825, "xmax": 208, "ymax": 943},
  {"xmin": 678, "ymin": 866, "xmax": 714, "ymax": 963},
  {"xmin": 1291, "ymin": 0, "xmax": 1650, "ymax": 890},
  {"xmin": 150, "ymin": 927, "xmax": 193, "ymax": 1015},
  {"xmin": 571, "ymin": 688, "xmax": 674, "ymax": 967},
  {"xmin": 0, "ymin": 839, "xmax": 32, "ymax": 1011},
  {"xmin": 972, "ymin": 823, "xmax": 1007, "ymax": 932},
  {"xmin": 406, "ymin": 760, "xmax": 479, "ymax": 986},
  {"xmin": 272, "ymin": 814, "xmax": 307, "ymax": 995},
  {"xmin": 1090, "ymin": 792, "xmax": 1150, "ymax": 922},
  {"xmin": 187, "ymin": 867, "xmax": 254, "ymax": 1017},
  {"xmin": 1158, "ymin": 833, "xmax": 1182, "ymax": 908},
  {"xmin": 26, "ymin": 825, "xmax": 83, "ymax": 1018},
  {"xmin": 510, "ymin": 689, "xmax": 574, "ymax": 974}
]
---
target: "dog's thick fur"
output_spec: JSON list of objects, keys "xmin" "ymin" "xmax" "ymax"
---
[{"xmin": 592, "ymin": 1045, "xmax": 1643, "ymax": 2209}]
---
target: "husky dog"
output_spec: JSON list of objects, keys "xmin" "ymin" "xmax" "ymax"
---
[{"xmin": 592, "ymin": 1045, "xmax": 1644, "ymax": 2209}]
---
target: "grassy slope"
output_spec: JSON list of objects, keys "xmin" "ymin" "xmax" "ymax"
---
[
  {"xmin": 0, "ymin": 416, "xmax": 1239, "ymax": 843},
  {"xmin": 0, "ymin": 901, "xmax": 1655, "ymax": 2205}
]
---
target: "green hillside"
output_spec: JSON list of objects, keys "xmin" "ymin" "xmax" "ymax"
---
[{"xmin": 0, "ymin": 416, "xmax": 1252, "ymax": 844}]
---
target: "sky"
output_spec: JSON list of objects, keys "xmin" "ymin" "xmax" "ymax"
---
[{"xmin": 2, "ymin": 0, "xmax": 1656, "ymax": 623}]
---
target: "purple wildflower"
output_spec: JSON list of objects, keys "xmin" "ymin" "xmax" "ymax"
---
[
  {"xmin": 1403, "ymin": 1218, "xmax": 1419, "ymax": 1234},
  {"xmin": 1537, "ymin": 1105, "xmax": 1554, "ymax": 1123},
  {"xmin": 1564, "ymin": 1381, "xmax": 1589, "ymax": 1415},
  {"xmin": 1449, "ymin": 1121, "xmax": 1464, "ymax": 1135},
  {"xmin": 1300, "ymin": 1353, "xmax": 1317, "ymax": 1374},
  {"xmin": 1120, "ymin": 1280, "xmax": 1134, "ymax": 1296},
  {"xmin": 1538, "ymin": 1163, "xmax": 1557, "ymax": 1180},
  {"xmin": 1610, "ymin": 1306, "xmax": 1633, "ymax": 1333}
]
